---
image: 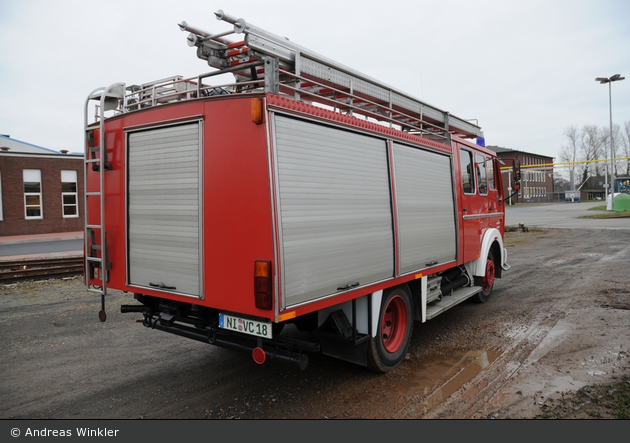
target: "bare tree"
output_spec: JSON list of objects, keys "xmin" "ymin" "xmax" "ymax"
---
[
  {"xmin": 560, "ymin": 125, "xmax": 580, "ymax": 188},
  {"xmin": 579, "ymin": 125, "xmax": 604, "ymax": 181},
  {"xmin": 560, "ymin": 125, "xmax": 580, "ymax": 166},
  {"xmin": 559, "ymin": 122, "xmax": 630, "ymax": 189},
  {"xmin": 601, "ymin": 123, "xmax": 624, "ymax": 175}
]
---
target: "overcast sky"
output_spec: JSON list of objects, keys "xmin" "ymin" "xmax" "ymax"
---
[{"xmin": 1, "ymin": 0, "xmax": 629, "ymax": 163}]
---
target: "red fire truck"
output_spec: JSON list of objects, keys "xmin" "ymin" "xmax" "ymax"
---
[{"xmin": 84, "ymin": 10, "xmax": 518, "ymax": 372}]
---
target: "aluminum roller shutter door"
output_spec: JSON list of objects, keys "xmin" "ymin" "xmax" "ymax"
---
[
  {"xmin": 393, "ymin": 142, "xmax": 457, "ymax": 274},
  {"xmin": 127, "ymin": 123, "xmax": 202, "ymax": 297},
  {"xmin": 274, "ymin": 115, "xmax": 394, "ymax": 307}
]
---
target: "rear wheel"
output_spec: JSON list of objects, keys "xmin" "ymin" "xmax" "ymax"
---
[
  {"xmin": 473, "ymin": 249, "xmax": 495, "ymax": 303},
  {"xmin": 367, "ymin": 285, "xmax": 413, "ymax": 372}
]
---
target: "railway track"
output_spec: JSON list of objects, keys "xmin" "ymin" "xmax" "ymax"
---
[{"xmin": 0, "ymin": 256, "xmax": 84, "ymax": 283}]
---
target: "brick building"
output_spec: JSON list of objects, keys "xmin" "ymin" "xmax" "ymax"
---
[
  {"xmin": 0, "ymin": 135, "xmax": 84, "ymax": 236},
  {"xmin": 487, "ymin": 146, "xmax": 555, "ymax": 204}
]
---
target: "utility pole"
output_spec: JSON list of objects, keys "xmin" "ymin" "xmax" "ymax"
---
[{"xmin": 595, "ymin": 74, "xmax": 625, "ymax": 210}]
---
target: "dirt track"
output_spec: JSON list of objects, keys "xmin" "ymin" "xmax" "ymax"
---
[{"xmin": 1, "ymin": 228, "xmax": 629, "ymax": 419}]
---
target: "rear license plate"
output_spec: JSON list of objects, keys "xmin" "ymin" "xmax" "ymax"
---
[{"xmin": 219, "ymin": 313, "xmax": 272, "ymax": 339}]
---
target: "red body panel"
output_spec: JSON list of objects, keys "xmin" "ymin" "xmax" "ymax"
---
[
  {"xmin": 87, "ymin": 93, "xmax": 505, "ymax": 323},
  {"xmin": 88, "ymin": 98, "xmax": 275, "ymax": 319}
]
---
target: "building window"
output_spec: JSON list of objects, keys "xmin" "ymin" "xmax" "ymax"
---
[
  {"xmin": 24, "ymin": 169, "xmax": 43, "ymax": 219},
  {"xmin": 61, "ymin": 170, "xmax": 78, "ymax": 217}
]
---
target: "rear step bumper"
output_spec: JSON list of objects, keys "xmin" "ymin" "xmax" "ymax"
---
[{"xmin": 122, "ymin": 305, "xmax": 310, "ymax": 370}]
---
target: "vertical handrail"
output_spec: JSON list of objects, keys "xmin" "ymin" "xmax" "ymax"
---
[{"xmin": 97, "ymin": 92, "xmax": 107, "ymax": 303}]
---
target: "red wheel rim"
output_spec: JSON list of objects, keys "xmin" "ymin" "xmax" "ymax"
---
[
  {"xmin": 483, "ymin": 257, "xmax": 495, "ymax": 292},
  {"xmin": 381, "ymin": 295, "xmax": 408, "ymax": 353}
]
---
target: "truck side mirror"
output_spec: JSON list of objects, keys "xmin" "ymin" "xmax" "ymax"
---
[{"xmin": 512, "ymin": 159, "xmax": 521, "ymax": 191}]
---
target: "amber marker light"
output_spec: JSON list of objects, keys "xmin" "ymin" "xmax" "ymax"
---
[
  {"xmin": 251, "ymin": 98, "xmax": 264, "ymax": 125},
  {"xmin": 278, "ymin": 311, "xmax": 296, "ymax": 322}
]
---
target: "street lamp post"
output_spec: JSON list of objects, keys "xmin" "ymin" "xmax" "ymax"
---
[{"xmin": 595, "ymin": 74, "xmax": 625, "ymax": 210}]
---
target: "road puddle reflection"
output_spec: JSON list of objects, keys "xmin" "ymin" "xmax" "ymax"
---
[{"xmin": 393, "ymin": 348, "xmax": 503, "ymax": 414}]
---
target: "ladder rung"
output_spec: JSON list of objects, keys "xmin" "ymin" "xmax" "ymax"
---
[
  {"xmin": 86, "ymin": 224, "xmax": 103, "ymax": 230},
  {"xmin": 86, "ymin": 158, "xmax": 102, "ymax": 164},
  {"xmin": 86, "ymin": 192, "xmax": 102, "ymax": 196},
  {"xmin": 86, "ymin": 257, "xmax": 102, "ymax": 263},
  {"xmin": 87, "ymin": 288, "xmax": 105, "ymax": 294}
]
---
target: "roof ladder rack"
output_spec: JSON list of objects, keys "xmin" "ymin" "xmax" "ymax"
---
[{"xmin": 180, "ymin": 10, "xmax": 483, "ymax": 145}]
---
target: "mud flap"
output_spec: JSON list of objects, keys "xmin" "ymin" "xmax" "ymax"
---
[
  {"xmin": 320, "ymin": 337, "xmax": 369, "ymax": 367},
  {"xmin": 318, "ymin": 309, "xmax": 370, "ymax": 367}
]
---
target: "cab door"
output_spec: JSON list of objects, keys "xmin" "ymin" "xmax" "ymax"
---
[
  {"xmin": 458, "ymin": 146, "xmax": 504, "ymax": 265},
  {"xmin": 484, "ymin": 155, "xmax": 504, "ymax": 233},
  {"xmin": 475, "ymin": 152, "xmax": 491, "ymax": 229},
  {"xmin": 458, "ymin": 147, "xmax": 484, "ymax": 264}
]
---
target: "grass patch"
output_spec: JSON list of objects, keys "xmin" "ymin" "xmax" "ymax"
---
[
  {"xmin": 503, "ymin": 227, "xmax": 548, "ymax": 247},
  {"xmin": 580, "ymin": 211, "xmax": 630, "ymax": 219},
  {"xmin": 536, "ymin": 376, "xmax": 630, "ymax": 419},
  {"xmin": 584, "ymin": 203, "xmax": 630, "ymax": 218}
]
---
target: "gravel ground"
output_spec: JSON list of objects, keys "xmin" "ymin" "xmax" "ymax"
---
[{"xmin": 1, "ymin": 227, "xmax": 629, "ymax": 419}]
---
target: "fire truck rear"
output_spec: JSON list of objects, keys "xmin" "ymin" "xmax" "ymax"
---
[{"xmin": 84, "ymin": 10, "xmax": 518, "ymax": 372}]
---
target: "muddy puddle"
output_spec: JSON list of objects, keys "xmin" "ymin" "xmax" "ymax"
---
[{"xmin": 388, "ymin": 347, "xmax": 503, "ymax": 415}]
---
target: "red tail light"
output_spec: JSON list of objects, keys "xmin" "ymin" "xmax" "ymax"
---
[{"xmin": 254, "ymin": 260, "xmax": 273, "ymax": 310}]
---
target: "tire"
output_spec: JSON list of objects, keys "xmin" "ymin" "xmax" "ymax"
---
[
  {"xmin": 473, "ymin": 249, "xmax": 495, "ymax": 303},
  {"xmin": 367, "ymin": 285, "xmax": 414, "ymax": 372}
]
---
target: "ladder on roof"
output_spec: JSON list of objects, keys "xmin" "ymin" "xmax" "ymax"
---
[
  {"xmin": 83, "ymin": 82, "xmax": 125, "ymax": 322},
  {"xmin": 180, "ymin": 10, "xmax": 483, "ymax": 144}
]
